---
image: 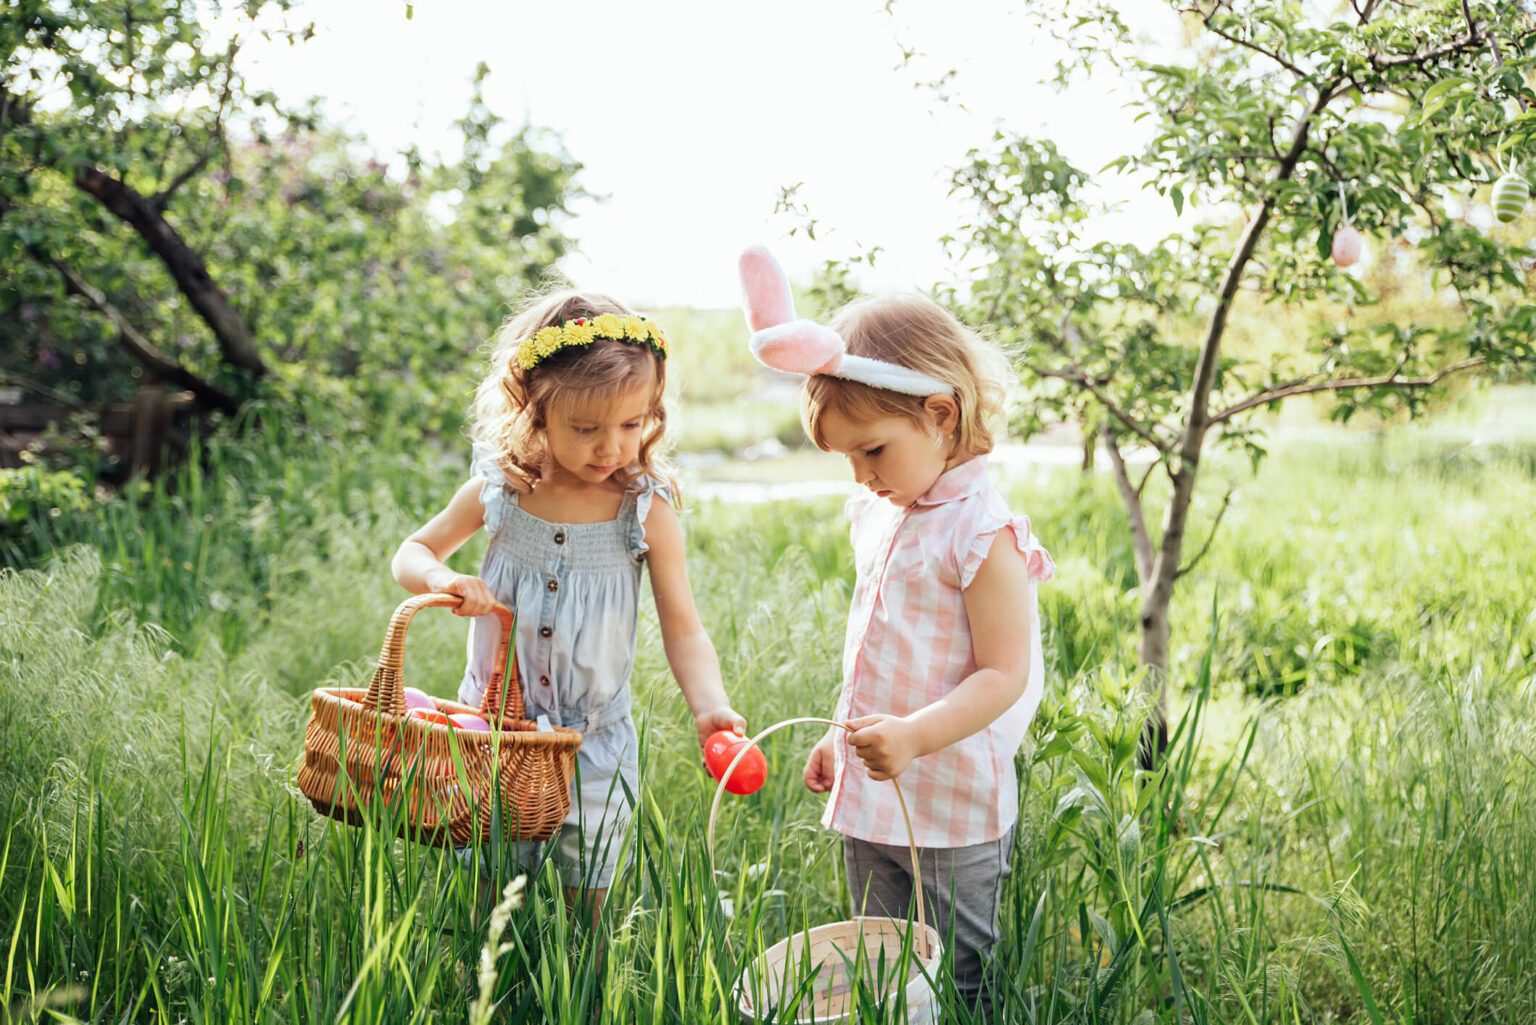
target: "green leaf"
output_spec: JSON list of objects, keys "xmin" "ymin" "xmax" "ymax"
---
[{"xmin": 1335, "ymin": 926, "xmax": 1389, "ymax": 1025}]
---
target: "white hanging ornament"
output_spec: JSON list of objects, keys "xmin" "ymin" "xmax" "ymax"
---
[{"xmin": 1492, "ymin": 170, "xmax": 1529, "ymax": 223}]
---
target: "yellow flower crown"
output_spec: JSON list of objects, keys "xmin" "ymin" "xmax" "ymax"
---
[{"xmin": 515, "ymin": 313, "xmax": 668, "ymax": 371}]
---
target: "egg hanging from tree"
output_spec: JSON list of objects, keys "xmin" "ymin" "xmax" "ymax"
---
[
  {"xmin": 1492, "ymin": 172, "xmax": 1530, "ymax": 223},
  {"xmin": 1331, "ymin": 225, "xmax": 1363, "ymax": 267}
]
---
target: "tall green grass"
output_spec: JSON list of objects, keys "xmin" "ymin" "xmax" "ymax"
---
[{"xmin": 1, "ymin": 415, "xmax": 1533, "ymax": 1021}]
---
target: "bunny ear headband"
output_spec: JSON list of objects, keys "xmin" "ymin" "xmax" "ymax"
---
[{"xmin": 738, "ymin": 244, "xmax": 954, "ymax": 397}]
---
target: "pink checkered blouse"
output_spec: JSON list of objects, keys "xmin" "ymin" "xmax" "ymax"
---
[{"xmin": 823, "ymin": 456, "xmax": 1054, "ymax": 848}]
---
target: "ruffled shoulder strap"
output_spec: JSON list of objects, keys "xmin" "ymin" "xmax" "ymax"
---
[
  {"xmin": 953, "ymin": 489, "xmax": 1055, "ymax": 589},
  {"xmin": 470, "ymin": 442, "xmax": 520, "ymax": 537},
  {"xmin": 627, "ymin": 474, "xmax": 676, "ymax": 560}
]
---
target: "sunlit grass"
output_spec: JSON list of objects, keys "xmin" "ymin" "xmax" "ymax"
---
[{"xmin": 1, "ymin": 401, "xmax": 1534, "ymax": 1021}]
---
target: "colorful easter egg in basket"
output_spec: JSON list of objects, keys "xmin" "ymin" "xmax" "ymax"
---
[
  {"xmin": 402, "ymin": 686, "xmax": 436, "ymax": 713},
  {"xmin": 408, "ymin": 707, "xmax": 453, "ymax": 728},
  {"xmin": 449, "ymin": 712, "xmax": 492, "ymax": 732}
]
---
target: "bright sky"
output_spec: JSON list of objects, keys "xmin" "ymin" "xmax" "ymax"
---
[{"xmin": 241, "ymin": 0, "xmax": 1184, "ymax": 307}]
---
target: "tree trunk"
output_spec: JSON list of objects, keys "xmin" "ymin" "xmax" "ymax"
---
[
  {"xmin": 73, "ymin": 165, "xmax": 267, "ymax": 378},
  {"xmin": 47, "ymin": 256, "xmax": 241, "ymax": 413},
  {"xmin": 1135, "ymin": 85, "xmax": 1337, "ymax": 765},
  {"xmin": 1137, "ymin": 470, "xmax": 1194, "ymax": 767},
  {"xmin": 1137, "ymin": 589, "xmax": 1173, "ymax": 763}
]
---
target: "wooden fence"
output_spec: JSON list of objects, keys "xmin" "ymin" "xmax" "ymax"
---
[{"xmin": 0, "ymin": 385, "xmax": 200, "ymax": 481}]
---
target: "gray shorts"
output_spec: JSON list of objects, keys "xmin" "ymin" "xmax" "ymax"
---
[{"xmin": 842, "ymin": 825, "xmax": 1015, "ymax": 1013}]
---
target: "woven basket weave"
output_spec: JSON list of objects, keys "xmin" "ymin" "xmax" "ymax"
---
[{"xmin": 296, "ymin": 592, "xmax": 581, "ymax": 846}]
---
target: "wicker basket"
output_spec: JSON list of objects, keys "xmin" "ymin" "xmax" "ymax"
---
[
  {"xmin": 708, "ymin": 718, "xmax": 942, "ymax": 1024},
  {"xmin": 296, "ymin": 592, "xmax": 581, "ymax": 846}
]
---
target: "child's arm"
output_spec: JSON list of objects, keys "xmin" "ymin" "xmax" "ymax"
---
[
  {"xmin": 848, "ymin": 537, "xmax": 1034, "ymax": 781},
  {"xmin": 391, "ymin": 478, "xmax": 498, "ymax": 616},
  {"xmin": 641, "ymin": 498, "xmax": 747, "ymax": 747}
]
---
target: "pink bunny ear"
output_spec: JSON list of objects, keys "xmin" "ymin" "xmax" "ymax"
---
[
  {"xmin": 739, "ymin": 244, "xmax": 844, "ymax": 375},
  {"xmin": 739, "ymin": 244, "xmax": 796, "ymax": 332},
  {"xmin": 750, "ymin": 320, "xmax": 845, "ymax": 375}
]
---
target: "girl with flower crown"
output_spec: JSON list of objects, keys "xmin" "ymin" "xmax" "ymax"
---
[
  {"xmin": 739, "ymin": 246, "xmax": 1055, "ymax": 1016},
  {"xmin": 392, "ymin": 291, "xmax": 745, "ymax": 915}
]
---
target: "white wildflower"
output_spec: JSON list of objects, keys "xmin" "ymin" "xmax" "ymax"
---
[{"xmin": 468, "ymin": 875, "xmax": 526, "ymax": 1025}]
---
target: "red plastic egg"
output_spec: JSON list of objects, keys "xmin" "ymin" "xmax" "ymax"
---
[
  {"xmin": 449, "ymin": 712, "xmax": 492, "ymax": 732},
  {"xmin": 408, "ymin": 707, "xmax": 453, "ymax": 728},
  {"xmin": 704, "ymin": 730, "xmax": 766, "ymax": 796}
]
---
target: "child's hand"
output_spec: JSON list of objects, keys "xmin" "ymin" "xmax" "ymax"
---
[
  {"xmin": 847, "ymin": 714, "xmax": 922, "ymax": 782},
  {"xmin": 695, "ymin": 706, "xmax": 748, "ymax": 749},
  {"xmin": 804, "ymin": 729, "xmax": 837, "ymax": 793},
  {"xmin": 426, "ymin": 570, "xmax": 497, "ymax": 617}
]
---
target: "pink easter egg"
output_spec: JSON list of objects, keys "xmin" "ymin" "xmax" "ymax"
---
[
  {"xmin": 402, "ymin": 687, "xmax": 435, "ymax": 712},
  {"xmin": 1331, "ymin": 225, "xmax": 1362, "ymax": 267},
  {"xmin": 449, "ymin": 713, "xmax": 492, "ymax": 732}
]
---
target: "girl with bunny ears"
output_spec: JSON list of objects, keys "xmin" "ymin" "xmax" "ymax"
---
[
  {"xmin": 393, "ymin": 290, "xmax": 745, "ymax": 919},
  {"xmin": 740, "ymin": 245, "xmax": 1054, "ymax": 1015}
]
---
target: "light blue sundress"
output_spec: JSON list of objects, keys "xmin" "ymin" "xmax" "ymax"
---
[{"xmin": 459, "ymin": 443, "xmax": 667, "ymax": 888}]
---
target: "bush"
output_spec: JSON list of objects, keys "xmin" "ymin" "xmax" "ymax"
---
[{"xmin": 0, "ymin": 460, "xmax": 96, "ymax": 566}]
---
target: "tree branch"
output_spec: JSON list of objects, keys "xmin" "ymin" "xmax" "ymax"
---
[
  {"xmin": 1176, "ymin": 488, "xmax": 1233, "ymax": 579},
  {"xmin": 153, "ymin": 144, "xmax": 217, "ymax": 212},
  {"xmin": 1207, "ymin": 357, "xmax": 1487, "ymax": 426},
  {"xmin": 1140, "ymin": 78, "xmax": 1340, "ymax": 672},
  {"xmin": 1308, "ymin": 141, "xmax": 1347, "ymax": 180},
  {"xmin": 43, "ymin": 257, "xmax": 241, "ymax": 414},
  {"xmin": 1183, "ymin": 85, "xmax": 1337, "ymax": 443},
  {"xmin": 1104, "ymin": 424, "xmax": 1154, "ymax": 589},
  {"xmin": 1194, "ymin": 9, "xmax": 1308, "ymax": 78},
  {"xmin": 0, "ymin": 370, "xmax": 86, "ymax": 408},
  {"xmin": 1214, "ymin": 150, "xmax": 1288, "ymax": 163},
  {"xmin": 1370, "ymin": 33, "xmax": 1480, "ymax": 71},
  {"xmin": 74, "ymin": 165, "xmax": 267, "ymax": 377},
  {"xmin": 1023, "ymin": 359, "xmax": 1170, "ymax": 454},
  {"xmin": 1481, "ymin": 11, "xmax": 1531, "ymax": 113},
  {"xmin": 0, "ymin": 190, "xmax": 240, "ymax": 412},
  {"xmin": 153, "ymin": 39, "xmax": 239, "ymax": 210}
]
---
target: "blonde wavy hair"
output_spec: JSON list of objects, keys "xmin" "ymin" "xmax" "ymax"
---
[
  {"xmin": 803, "ymin": 294, "xmax": 1010, "ymax": 456},
  {"xmin": 472, "ymin": 290, "xmax": 676, "ymax": 496}
]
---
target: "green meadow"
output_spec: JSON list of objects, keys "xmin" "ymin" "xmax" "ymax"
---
[{"xmin": 2, "ymin": 382, "xmax": 1533, "ymax": 1023}]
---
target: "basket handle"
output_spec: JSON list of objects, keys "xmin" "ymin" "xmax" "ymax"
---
[
  {"xmin": 362, "ymin": 593, "xmax": 522, "ymax": 722},
  {"xmin": 705, "ymin": 716, "xmax": 931, "ymax": 959}
]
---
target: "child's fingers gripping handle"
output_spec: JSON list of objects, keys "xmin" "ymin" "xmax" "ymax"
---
[
  {"xmin": 362, "ymin": 594, "xmax": 516, "ymax": 719},
  {"xmin": 705, "ymin": 716, "xmax": 930, "ymax": 958}
]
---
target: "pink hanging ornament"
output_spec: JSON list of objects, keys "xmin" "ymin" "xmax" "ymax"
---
[{"xmin": 1331, "ymin": 225, "xmax": 1362, "ymax": 267}]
